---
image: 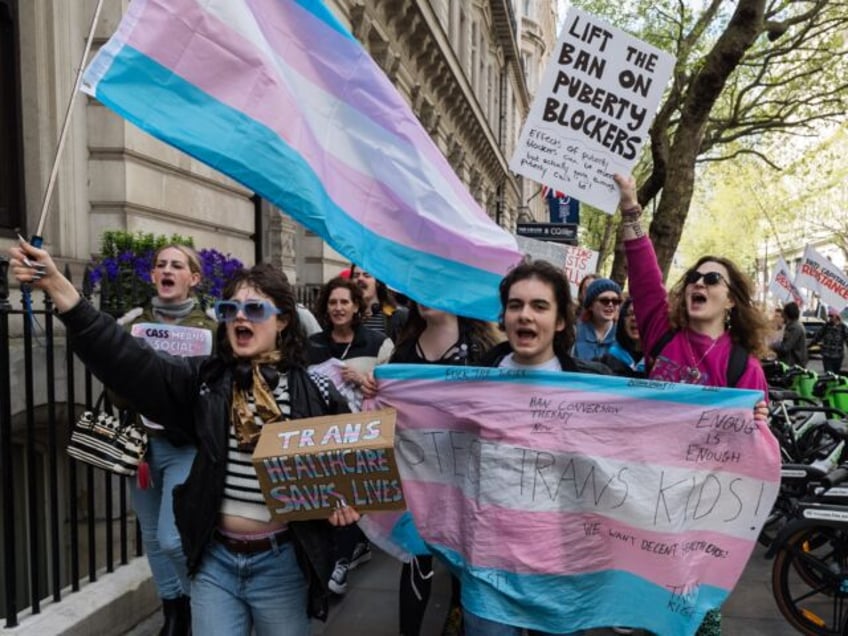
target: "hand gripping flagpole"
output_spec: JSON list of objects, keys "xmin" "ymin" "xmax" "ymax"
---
[{"xmin": 22, "ymin": 0, "xmax": 104, "ymax": 324}]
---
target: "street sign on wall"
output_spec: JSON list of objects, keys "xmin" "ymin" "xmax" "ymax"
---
[
  {"xmin": 547, "ymin": 192, "xmax": 580, "ymax": 224},
  {"xmin": 516, "ymin": 223, "xmax": 578, "ymax": 244}
]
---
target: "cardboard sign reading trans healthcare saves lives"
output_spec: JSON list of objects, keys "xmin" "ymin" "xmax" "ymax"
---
[{"xmin": 252, "ymin": 409, "xmax": 405, "ymax": 521}]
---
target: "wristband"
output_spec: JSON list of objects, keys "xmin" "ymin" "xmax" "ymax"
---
[{"xmin": 621, "ymin": 204, "xmax": 642, "ymax": 219}]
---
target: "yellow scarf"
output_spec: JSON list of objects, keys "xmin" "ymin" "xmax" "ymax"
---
[{"xmin": 231, "ymin": 351, "xmax": 284, "ymax": 451}]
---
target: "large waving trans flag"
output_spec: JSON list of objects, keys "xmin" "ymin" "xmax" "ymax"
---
[
  {"xmin": 368, "ymin": 365, "xmax": 780, "ymax": 635},
  {"xmin": 81, "ymin": 0, "xmax": 524, "ymax": 320}
]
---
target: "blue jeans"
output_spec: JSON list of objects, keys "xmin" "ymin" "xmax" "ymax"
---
[
  {"xmin": 191, "ymin": 537, "xmax": 309, "ymax": 636},
  {"xmin": 464, "ymin": 608, "xmax": 585, "ymax": 636},
  {"xmin": 131, "ymin": 437, "xmax": 195, "ymax": 599}
]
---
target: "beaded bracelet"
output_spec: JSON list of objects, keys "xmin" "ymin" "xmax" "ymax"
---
[{"xmin": 621, "ymin": 204, "xmax": 643, "ymax": 219}]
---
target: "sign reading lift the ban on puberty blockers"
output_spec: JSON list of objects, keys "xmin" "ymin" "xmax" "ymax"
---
[
  {"xmin": 510, "ymin": 8, "xmax": 674, "ymax": 213},
  {"xmin": 252, "ymin": 408, "xmax": 405, "ymax": 521}
]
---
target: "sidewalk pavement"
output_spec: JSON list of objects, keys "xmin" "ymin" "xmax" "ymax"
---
[{"xmin": 128, "ymin": 543, "xmax": 795, "ymax": 635}]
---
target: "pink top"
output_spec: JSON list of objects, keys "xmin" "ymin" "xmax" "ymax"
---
[{"xmin": 625, "ymin": 236, "xmax": 768, "ymax": 395}]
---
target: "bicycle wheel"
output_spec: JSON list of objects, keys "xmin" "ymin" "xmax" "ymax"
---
[{"xmin": 772, "ymin": 524, "xmax": 848, "ymax": 635}]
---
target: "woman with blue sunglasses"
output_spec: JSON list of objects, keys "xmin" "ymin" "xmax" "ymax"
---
[
  {"xmin": 616, "ymin": 174, "xmax": 768, "ymax": 636},
  {"xmin": 8, "ymin": 241, "xmax": 359, "ymax": 636}
]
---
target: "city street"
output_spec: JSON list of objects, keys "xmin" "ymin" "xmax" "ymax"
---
[{"xmin": 127, "ymin": 542, "xmax": 797, "ymax": 635}]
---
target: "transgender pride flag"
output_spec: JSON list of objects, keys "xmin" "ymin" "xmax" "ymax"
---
[
  {"xmin": 369, "ymin": 365, "xmax": 780, "ymax": 635},
  {"xmin": 81, "ymin": 0, "xmax": 523, "ymax": 320}
]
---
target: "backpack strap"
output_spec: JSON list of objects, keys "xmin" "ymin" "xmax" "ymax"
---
[
  {"xmin": 650, "ymin": 329, "xmax": 748, "ymax": 387},
  {"xmin": 648, "ymin": 330, "xmax": 676, "ymax": 370},
  {"xmin": 726, "ymin": 343, "xmax": 748, "ymax": 388}
]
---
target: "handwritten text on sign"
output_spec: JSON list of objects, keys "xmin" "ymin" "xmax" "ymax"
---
[
  {"xmin": 516, "ymin": 236, "xmax": 599, "ymax": 298},
  {"xmin": 510, "ymin": 8, "xmax": 674, "ymax": 213},
  {"xmin": 372, "ymin": 365, "xmax": 780, "ymax": 635},
  {"xmin": 252, "ymin": 408, "xmax": 405, "ymax": 521}
]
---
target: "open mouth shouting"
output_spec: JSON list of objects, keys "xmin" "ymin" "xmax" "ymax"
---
[
  {"xmin": 688, "ymin": 290, "xmax": 708, "ymax": 312},
  {"xmin": 513, "ymin": 326, "xmax": 538, "ymax": 348},
  {"xmin": 233, "ymin": 323, "xmax": 255, "ymax": 349}
]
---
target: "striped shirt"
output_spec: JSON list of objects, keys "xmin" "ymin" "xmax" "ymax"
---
[{"xmin": 219, "ymin": 376, "xmax": 292, "ymax": 522}]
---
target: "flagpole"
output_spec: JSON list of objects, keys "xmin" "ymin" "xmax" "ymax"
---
[{"xmin": 32, "ymin": 0, "xmax": 105, "ymax": 244}]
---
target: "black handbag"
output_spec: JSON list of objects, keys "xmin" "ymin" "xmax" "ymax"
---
[{"xmin": 67, "ymin": 393, "xmax": 148, "ymax": 476}]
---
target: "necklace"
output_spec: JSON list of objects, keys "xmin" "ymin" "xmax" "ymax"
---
[
  {"xmin": 331, "ymin": 333, "xmax": 354, "ymax": 360},
  {"xmin": 683, "ymin": 331, "xmax": 720, "ymax": 382},
  {"xmin": 415, "ymin": 337, "xmax": 464, "ymax": 362}
]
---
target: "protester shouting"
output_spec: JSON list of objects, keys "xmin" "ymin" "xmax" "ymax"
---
[
  {"xmin": 9, "ymin": 239, "xmax": 359, "ymax": 636},
  {"xmin": 462, "ymin": 259, "xmax": 609, "ymax": 635},
  {"xmin": 617, "ymin": 173, "xmax": 769, "ymax": 636},
  {"xmin": 111, "ymin": 244, "xmax": 217, "ymax": 635}
]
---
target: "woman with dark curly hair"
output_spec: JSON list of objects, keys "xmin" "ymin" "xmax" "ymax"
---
[
  {"xmin": 8, "ymin": 241, "xmax": 359, "ymax": 636},
  {"xmin": 616, "ymin": 173, "xmax": 768, "ymax": 636},
  {"xmin": 307, "ymin": 276, "xmax": 393, "ymax": 595},
  {"xmin": 308, "ymin": 277, "xmax": 393, "ymax": 408}
]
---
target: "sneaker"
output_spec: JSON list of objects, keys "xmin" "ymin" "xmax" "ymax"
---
[
  {"xmin": 328, "ymin": 559, "xmax": 349, "ymax": 595},
  {"xmin": 349, "ymin": 541, "xmax": 372, "ymax": 570}
]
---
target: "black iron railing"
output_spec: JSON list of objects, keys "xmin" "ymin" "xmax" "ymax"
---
[{"xmin": 0, "ymin": 258, "xmax": 141, "ymax": 628}]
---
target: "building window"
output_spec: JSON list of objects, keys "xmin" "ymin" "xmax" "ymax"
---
[
  {"xmin": 0, "ymin": 0, "xmax": 23, "ymax": 232},
  {"xmin": 523, "ymin": 0, "xmax": 534, "ymax": 19}
]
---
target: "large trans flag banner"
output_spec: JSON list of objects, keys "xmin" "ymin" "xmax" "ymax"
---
[
  {"xmin": 369, "ymin": 365, "xmax": 780, "ymax": 635},
  {"xmin": 80, "ymin": 0, "xmax": 523, "ymax": 320}
]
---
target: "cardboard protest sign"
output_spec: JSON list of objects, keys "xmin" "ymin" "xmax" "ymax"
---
[
  {"xmin": 252, "ymin": 408, "xmax": 405, "ymax": 521},
  {"xmin": 768, "ymin": 256, "xmax": 804, "ymax": 307},
  {"xmin": 130, "ymin": 322, "xmax": 213, "ymax": 357},
  {"xmin": 516, "ymin": 236, "xmax": 599, "ymax": 298},
  {"xmin": 510, "ymin": 7, "xmax": 674, "ymax": 213},
  {"xmin": 795, "ymin": 245, "xmax": 848, "ymax": 311},
  {"xmin": 367, "ymin": 364, "xmax": 780, "ymax": 635}
]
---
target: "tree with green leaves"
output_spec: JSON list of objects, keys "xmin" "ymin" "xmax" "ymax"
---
[{"xmin": 572, "ymin": 0, "xmax": 848, "ymax": 282}]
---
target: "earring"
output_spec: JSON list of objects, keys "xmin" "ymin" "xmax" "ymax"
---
[{"xmin": 724, "ymin": 308, "xmax": 732, "ymax": 330}]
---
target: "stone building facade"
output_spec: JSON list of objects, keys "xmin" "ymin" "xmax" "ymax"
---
[
  {"xmin": 1, "ymin": 0, "xmax": 557, "ymax": 285},
  {"xmin": 0, "ymin": 0, "xmax": 558, "ymax": 624}
]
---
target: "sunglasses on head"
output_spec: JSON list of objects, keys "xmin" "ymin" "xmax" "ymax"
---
[
  {"xmin": 684, "ymin": 270, "xmax": 727, "ymax": 286},
  {"xmin": 214, "ymin": 299, "xmax": 281, "ymax": 323},
  {"xmin": 596, "ymin": 296, "xmax": 622, "ymax": 307}
]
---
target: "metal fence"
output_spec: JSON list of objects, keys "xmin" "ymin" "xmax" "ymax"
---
[{"xmin": 0, "ymin": 258, "xmax": 141, "ymax": 628}]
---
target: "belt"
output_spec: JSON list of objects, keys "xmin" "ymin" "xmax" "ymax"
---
[{"xmin": 213, "ymin": 528, "xmax": 290, "ymax": 554}]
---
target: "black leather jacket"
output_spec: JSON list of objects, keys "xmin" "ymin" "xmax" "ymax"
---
[{"xmin": 60, "ymin": 299, "xmax": 349, "ymax": 620}]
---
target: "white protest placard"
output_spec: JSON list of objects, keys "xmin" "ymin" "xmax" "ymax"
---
[
  {"xmin": 768, "ymin": 256, "xmax": 804, "ymax": 307},
  {"xmin": 131, "ymin": 322, "xmax": 214, "ymax": 431},
  {"xmin": 510, "ymin": 8, "xmax": 674, "ymax": 213},
  {"xmin": 516, "ymin": 237, "xmax": 599, "ymax": 298},
  {"xmin": 130, "ymin": 322, "xmax": 214, "ymax": 357},
  {"xmin": 795, "ymin": 245, "xmax": 848, "ymax": 312}
]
